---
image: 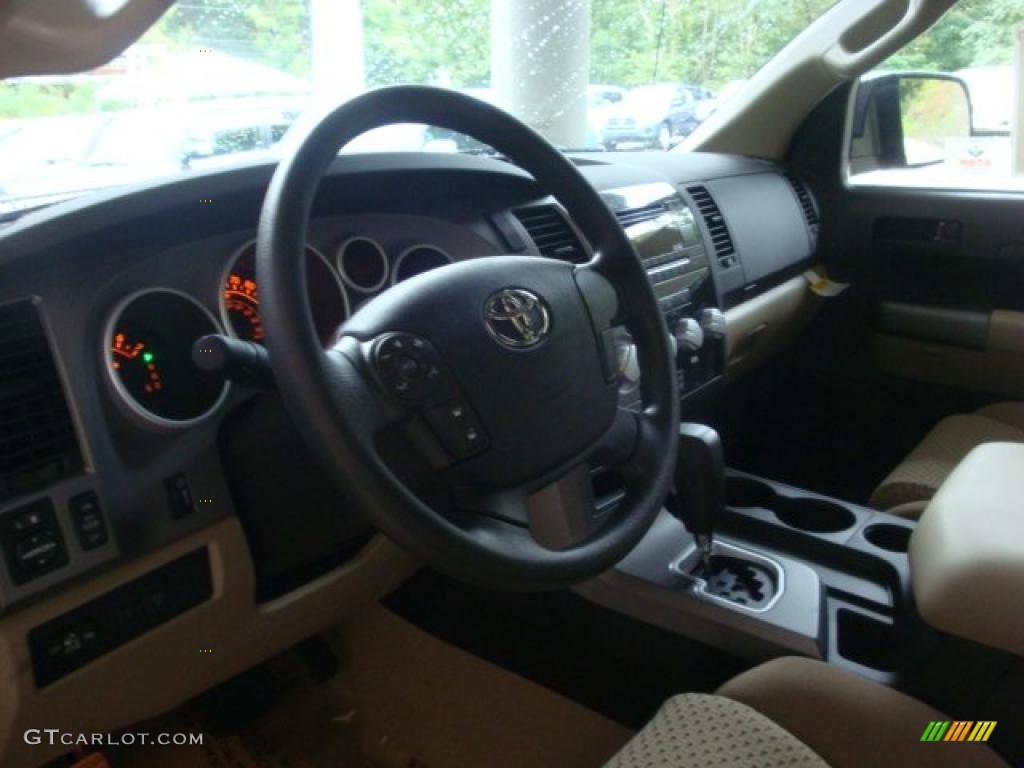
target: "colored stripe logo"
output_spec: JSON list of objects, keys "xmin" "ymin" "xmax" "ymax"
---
[{"xmin": 921, "ymin": 721, "xmax": 997, "ymax": 742}]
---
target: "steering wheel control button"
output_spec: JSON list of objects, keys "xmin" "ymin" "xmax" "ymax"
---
[
  {"xmin": 69, "ymin": 492, "xmax": 108, "ymax": 551},
  {"xmin": 425, "ymin": 400, "xmax": 489, "ymax": 459},
  {"xmin": 374, "ymin": 333, "xmax": 443, "ymax": 402},
  {"xmin": 1, "ymin": 497, "xmax": 69, "ymax": 585}
]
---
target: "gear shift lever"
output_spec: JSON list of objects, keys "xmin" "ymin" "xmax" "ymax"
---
[{"xmin": 667, "ymin": 423, "xmax": 725, "ymax": 575}]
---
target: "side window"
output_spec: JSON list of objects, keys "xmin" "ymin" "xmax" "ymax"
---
[{"xmin": 845, "ymin": 0, "xmax": 1023, "ymax": 191}]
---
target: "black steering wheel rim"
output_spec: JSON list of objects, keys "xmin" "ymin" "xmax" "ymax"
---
[{"xmin": 256, "ymin": 85, "xmax": 678, "ymax": 590}]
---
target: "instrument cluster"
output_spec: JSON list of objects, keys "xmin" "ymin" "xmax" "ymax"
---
[{"xmin": 104, "ymin": 233, "xmax": 454, "ymax": 429}]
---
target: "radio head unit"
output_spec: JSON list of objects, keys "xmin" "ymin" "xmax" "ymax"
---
[{"xmin": 605, "ymin": 183, "xmax": 712, "ymax": 315}]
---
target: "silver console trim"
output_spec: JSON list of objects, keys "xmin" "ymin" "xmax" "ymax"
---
[{"xmin": 669, "ymin": 539, "xmax": 786, "ymax": 614}]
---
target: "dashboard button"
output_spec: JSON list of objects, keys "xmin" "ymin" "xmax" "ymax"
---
[
  {"xmin": 14, "ymin": 528, "xmax": 62, "ymax": 573},
  {"xmin": 69, "ymin": 491, "xmax": 108, "ymax": 551},
  {"xmin": 165, "ymin": 474, "xmax": 195, "ymax": 519},
  {"xmin": 12, "ymin": 508, "xmax": 44, "ymax": 533},
  {"xmin": 1, "ymin": 498, "xmax": 69, "ymax": 584}
]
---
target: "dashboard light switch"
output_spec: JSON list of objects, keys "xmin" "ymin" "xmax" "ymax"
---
[
  {"xmin": 165, "ymin": 474, "xmax": 195, "ymax": 519},
  {"xmin": 69, "ymin": 491, "xmax": 108, "ymax": 551}
]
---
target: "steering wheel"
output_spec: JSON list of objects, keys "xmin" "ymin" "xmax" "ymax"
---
[{"xmin": 256, "ymin": 86, "xmax": 679, "ymax": 591}]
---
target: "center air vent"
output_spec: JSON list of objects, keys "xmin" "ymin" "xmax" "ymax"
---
[
  {"xmin": 785, "ymin": 173, "xmax": 820, "ymax": 235},
  {"xmin": 614, "ymin": 201, "xmax": 667, "ymax": 228},
  {"xmin": 513, "ymin": 205, "xmax": 587, "ymax": 263},
  {"xmin": 0, "ymin": 301, "xmax": 82, "ymax": 503},
  {"xmin": 686, "ymin": 185, "xmax": 737, "ymax": 269}
]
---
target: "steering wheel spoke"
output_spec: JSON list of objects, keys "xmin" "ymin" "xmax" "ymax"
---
[
  {"xmin": 321, "ymin": 342, "xmax": 407, "ymax": 438},
  {"xmin": 589, "ymin": 407, "xmax": 641, "ymax": 468},
  {"xmin": 453, "ymin": 483, "xmax": 531, "ymax": 527}
]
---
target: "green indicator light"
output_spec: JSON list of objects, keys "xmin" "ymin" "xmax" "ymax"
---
[{"xmin": 142, "ymin": 352, "xmax": 154, "ymax": 363}]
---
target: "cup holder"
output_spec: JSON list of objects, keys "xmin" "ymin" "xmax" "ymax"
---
[
  {"xmin": 774, "ymin": 498, "xmax": 857, "ymax": 533},
  {"xmin": 726, "ymin": 477, "xmax": 776, "ymax": 509},
  {"xmin": 864, "ymin": 523, "xmax": 912, "ymax": 553},
  {"xmin": 727, "ymin": 476, "xmax": 858, "ymax": 534}
]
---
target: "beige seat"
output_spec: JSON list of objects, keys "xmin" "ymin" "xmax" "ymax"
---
[
  {"xmin": 605, "ymin": 657, "xmax": 1008, "ymax": 768},
  {"xmin": 870, "ymin": 402, "xmax": 1024, "ymax": 516}
]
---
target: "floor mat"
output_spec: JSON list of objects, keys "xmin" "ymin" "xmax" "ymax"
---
[
  {"xmin": 337, "ymin": 604, "xmax": 632, "ymax": 768},
  {"xmin": 109, "ymin": 603, "xmax": 629, "ymax": 768},
  {"xmin": 385, "ymin": 569, "xmax": 748, "ymax": 729},
  {"xmin": 107, "ymin": 685, "xmax": 378, "ymax": 768}
]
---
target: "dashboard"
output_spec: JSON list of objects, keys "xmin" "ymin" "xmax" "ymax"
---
[{"xmin": 0, "ymin": 149, "xmax": 819, "ymax": 767}]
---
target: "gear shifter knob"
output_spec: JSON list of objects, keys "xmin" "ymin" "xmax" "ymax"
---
[{"xmin": 667, "ymin": 423, "xmax": 725, "ymax": 572}]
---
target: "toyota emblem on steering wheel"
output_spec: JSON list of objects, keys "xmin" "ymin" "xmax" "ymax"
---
[{"xmin": 483, "ymin": 288, "xmax": 551, "ymax": 349}]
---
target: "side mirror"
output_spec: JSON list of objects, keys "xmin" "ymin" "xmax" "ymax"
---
[{"xmin": 850, "ymin": 72, "xmax": 973, "ymax": 174}]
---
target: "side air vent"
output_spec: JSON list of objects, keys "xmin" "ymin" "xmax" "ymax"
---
[
  {"xmin": 786, "ymin": 173, "xmax": 820, "ymax": 234},
  {"xmin": 0, "ymin": 301, "xmax": 82, "ymax": 503},
  {"xmin": 686, "ymin": 185, "xmax": 737, "ymax": 268},
  {"xmin": 513, "ymin": 205, "xmax": 587, "ymax": 263},
  {"xmin": 614, "ymin": 201, "xmax": 667, "ymax": 229}
]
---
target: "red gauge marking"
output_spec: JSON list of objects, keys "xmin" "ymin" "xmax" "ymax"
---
[
  {"xmin": 223, "ymin": 272, "xmax": 264, "ymax": 341},
  {"xmin": 111, "ymin": 332, "xmax": 163, "ymax": 397}
]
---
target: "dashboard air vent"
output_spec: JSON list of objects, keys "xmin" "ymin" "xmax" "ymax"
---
[
  {"xmin": 513, "ymin": 205, "xmax": 587, "ymax": 263},
  {"xmin": 786, "ymin": 173, "xmax": 820, "ymax": 232},
  {"xmin": 686, "ymin": 185, "xmax": 737, "ymax": 268},
  {"xmin": 0, "ymin": 301, "xmax": 82, "ymax": 503},
  {"xmin": 614, "ymin": 201, "xmax": 667, "ymax": 229}
]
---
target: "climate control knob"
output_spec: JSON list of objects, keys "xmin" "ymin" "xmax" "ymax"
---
[
  {"xmin": 699, "ymin": 308, "xmax": 726, "ymax": 341},
  {"xmin": 672, "ymin": 317, "xmax": 704, "ymax": 356}
]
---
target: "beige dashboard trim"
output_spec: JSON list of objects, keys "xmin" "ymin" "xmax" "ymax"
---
[
  {"xmin": 988, "ymin": 310, "xmax": 1024, "ymax": 354},
  {"xmin": 724, "ymin": 276, "xmax": 820, "ymax": 379},
  {"xmin": 0, "ymin": 520, "xmax": 417, "ymax": 768},
  {"xmin": 909, "ymin": 443, "xmax": 1024, "ymax": 658}
]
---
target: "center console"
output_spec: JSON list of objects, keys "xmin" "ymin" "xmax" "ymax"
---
[
  {"xmin": 582, "ymin": 438, "xmax": 929, "ymax": 685},
  {"xmin": 603, "ymin": 183, "xmax": 724, "ymax": 410}
]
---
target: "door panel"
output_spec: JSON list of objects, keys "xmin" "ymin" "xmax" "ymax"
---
[{"xmin": 838, "ymin": 189, "xmax": 1024, "ymax": 396}]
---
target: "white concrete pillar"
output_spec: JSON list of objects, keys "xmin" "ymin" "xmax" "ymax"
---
[
  {"xmin": 491, "ymin": 0, "xmax": 590, "ymax": 147},
  {"xmin": 1014, "ymin": 25, "xmax": 1024, "ymax": 176},
  {"xmin": 311, "ymin": 0, "xmax": 365, "ymax": 100}
]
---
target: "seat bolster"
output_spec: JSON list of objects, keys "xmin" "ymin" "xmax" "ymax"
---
[
  {"xmin": 976, "ymin": 402, "xmax": 1024, "ymax": 432},
  {"xmin": 718, "ymin": 657, "xmax": 1008, "ymax": 768},
  {"xmin": 869, "ymin": 414, "xmax": 1024, "ymax": 513},
  {"xmin": 603, "ymin": 692, "xmax": 828, "ymax": 768}
]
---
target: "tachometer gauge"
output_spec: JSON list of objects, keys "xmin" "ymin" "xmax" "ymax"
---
[
  {"xmin": 221, "ymin": 241, "xmax": 349, "ymax": 345},
  {"xmin": 105, "ymin": 289, "xmax": 229, "ymax": 429},
  {"xmin": 111, "ymin": 333, "xmax": 164, "ymax": 397}
]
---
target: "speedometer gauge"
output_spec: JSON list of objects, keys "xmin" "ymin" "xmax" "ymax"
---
[
  {"xmin": 223, "ymin": 273, "xmax": 263, "ymax": 342},
  {"xmin": 221, "ymin": 241, "xmax": 349, "ymax": 345}
]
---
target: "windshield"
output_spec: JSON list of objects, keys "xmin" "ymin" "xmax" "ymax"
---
[{"xmin": 0, "ymin": 0, "xmax": 836, "ymax": 210}]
